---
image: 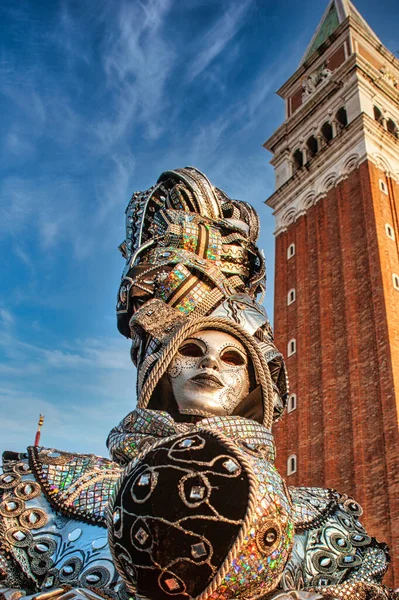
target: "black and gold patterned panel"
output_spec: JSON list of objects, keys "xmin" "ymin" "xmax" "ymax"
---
[{"xmin": 109, "ymin": 431, "xmax": 251, "ymax": 600}]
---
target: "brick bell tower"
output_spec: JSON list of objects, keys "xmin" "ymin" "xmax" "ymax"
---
[{"xmin": 264, "ymin": 0, "xmax": 399, "ymax": 586}]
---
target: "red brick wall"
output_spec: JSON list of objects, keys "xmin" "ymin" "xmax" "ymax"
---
[{"xmin": 272, "ymin": 160, "xmax": 399, "ymax": 587}]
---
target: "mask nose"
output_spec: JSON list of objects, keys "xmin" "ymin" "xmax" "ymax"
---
[{"xmin": 199, "ymin": 354, "xmax": 219, "ymax": 371}]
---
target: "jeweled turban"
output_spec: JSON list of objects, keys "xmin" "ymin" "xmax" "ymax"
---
[{"xmin": 116, "ymin": 167, "xmax": 288, "ymax": 426}]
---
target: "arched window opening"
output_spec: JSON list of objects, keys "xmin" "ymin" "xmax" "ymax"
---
[
  {"xmin": 321, "ymin": 122, "xmax": 333, "ymax": 142},
  {"xmin": 373, "ymin": 106, "xmax": 384, "ymax": 125},
  {"xmin": 293, "ymin": 149, "xmax": 304, "ymax": 170},
  {"xmin": 387, "ymin": 118, "xmax": 398, "ymax": 138},
  {"xmin": 385, "ymin": 224, "xmax": 395, "ymax": 240},
  {"xmin": 288, "ymin": 394, "xmax": 297, "ymax": 413},
  {"xmin": 336, "ymin": 107, "xmax": 348, "ymax": 127},
  {"xmin": 306, "ymin": 135, "xmax": 318, "ymax": 157},
  {"xmin": 379, "ymin": 179, "xmax": 388, "ymax": 195},
  {"xmin": 287, "ymin": 338, "xmax": 296, "ymax": 357},
  {"xmin": 287, "ymin": 454, "xmax": 297, "ymax": 476},
  {"xmin": 287, "ymin": 243, "xmax": 295, "ymax": 259},
  {"xmin": 287, "ymin": 288, "xmax": 296, "ymax": 305}
]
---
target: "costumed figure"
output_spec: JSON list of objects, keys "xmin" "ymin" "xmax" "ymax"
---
[{"xmin": 0, "ymin": 168, "xmax": 396, "ymax": 600}]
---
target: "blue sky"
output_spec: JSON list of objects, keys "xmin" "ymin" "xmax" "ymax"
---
[{"xmin": 1, "ymin": 0, "xmax": 397, "ymax": 457}]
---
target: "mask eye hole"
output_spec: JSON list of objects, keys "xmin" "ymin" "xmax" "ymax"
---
[
  {"xmin": 221, "ymin": 350, "xmax": 246, "ymax": 366},
  {"xmin": 178, "ymin": 342, "xmax": 204, "ymax": 358}
]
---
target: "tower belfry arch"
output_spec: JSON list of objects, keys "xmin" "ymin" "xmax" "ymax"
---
[{"xmin": 265, "ymin": 0, "xmax": 399, "ymax": 587}]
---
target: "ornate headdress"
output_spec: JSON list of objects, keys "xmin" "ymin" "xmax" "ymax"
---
[{"xmin": 116, "ymin": 167, "xmax": 288, "ymax": 429}]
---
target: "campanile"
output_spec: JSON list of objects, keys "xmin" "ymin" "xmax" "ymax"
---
[{"xmin": 264, "ymin": 0, "xmax": 399, "ymax": 586}]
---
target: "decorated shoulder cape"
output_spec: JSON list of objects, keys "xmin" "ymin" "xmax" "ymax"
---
[{"xmin": 1, "ymin": 410, "xmax": 391, "ymax": 600}]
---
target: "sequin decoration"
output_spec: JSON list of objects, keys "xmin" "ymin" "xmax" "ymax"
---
[
  {"xmin": 156, "ymin": 264, "xmax": 189, "ymax": 302},
  {"xmin": 208, "ymin": 447, "xmax": 295, "ymax": 600},
  {"xmin": 109, "ymin": 424, "xmax": 294, "ymax": 600},
  {"xmin": 28, "ymin": 446, "xmax": 122, "ymax": 527}
]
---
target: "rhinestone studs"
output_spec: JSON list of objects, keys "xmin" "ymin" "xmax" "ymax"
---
[
  {"xmin": 15, "ymin": 481, "xmax": 40, "ymax": 500},
  {"xmin": 223, "ymin": 459, "xmax": 239, "ymax": 474},
  {"xmin": 86, "ymin": 574, "xmax": 101, "ymax": 584},
  {"xmin": 20, "ymin": 508, "xmax": 47, "ymax": 530},
  {"xmin": 343, "ymin": 555, "xmax": 355, "ymax": 564},
  {"xmin": 0, "ymin": 498, "xmax": 24, "ymax": 517},
  {"xmin": 189, "ymin": 486, "xmax": 205, "ymax": 500},
  {"xmin": 135, "ymin": 527, "xmax": 149, "ymax": 545},
  {"xmin": 256, "ymin": 520, "xmax": 281, "ymax": 555},
  {"xmin": 28, "ymin": 538, "xmax": 56, "ymax": 559},
  {"xmin": 164, "ymin": 578, "xmax": 180, "ymax": 591},
  {"xmin": 43, "ymin": 575, "xmax": 55, "ymax": 588},
  {"xmin": 0, "ymin": 473, "xmax": 20, "ymax": 489},
  {"xmin": 34, "ymin": 543, "xmax": 50, "ymax": 554},
  {"xmin": 138, "ymin": 473, "xmax": 151, "ymax": 486},
  {"xmin": 13, "ymin": 462, "xmax": 31, "ymax": 475},
  {"xmin": 62, "ymin": 565, "xmax": 74, "ymax": 575},
  {"xmin": 264, "ymin": 529, "xmax": 277, "ymax": 545},
  {"xmin": 179, "ymin": 439, "xmax": 194, "ymax": 449},
  {"xmin": 6, "ymin": 527, "xmax": 32, "ymax": 547},
  {"xmin": 191, "ymin": 542, "xmax": 207, "ymax": 559}
]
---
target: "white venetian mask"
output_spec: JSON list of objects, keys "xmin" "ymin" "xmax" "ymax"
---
[{"xmin": 167, "ymin": 330, "xmax": 250, "ymax": 417}]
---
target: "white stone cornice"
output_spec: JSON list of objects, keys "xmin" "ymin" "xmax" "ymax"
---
[
  {"xmin": 264, "ymin": 54, "xmax": 358, "ymax": 153},
  {"xmin": 265, "ymin": 112, "xmax": 399, "ymax": 236},
  {"xmin": 355, "ymin": 55, "xmax": 399, "ymax": 107}
]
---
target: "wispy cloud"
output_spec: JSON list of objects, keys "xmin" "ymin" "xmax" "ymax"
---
[
  {"xmin": 0, "ymin": 308, "xmax": 14, "ymax": 328},
  {"xmin": 187, "ymin": 0, "xmax": 253, "ymax": 81},
  {"xmin": 0, "ymin": 330, "xmax": 134, "ymax": 457},
  {"xmin": 0, "ymin": 330, "xmax": 132, "ymax": 373},
  {"xmin": 93, "ymin": 0, "xmax": 176, "ymax": 147}
]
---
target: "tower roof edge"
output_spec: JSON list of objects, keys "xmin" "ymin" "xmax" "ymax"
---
[{"xmin": 299, "ymin": 0, "xmax": 383, "ymax": 67}]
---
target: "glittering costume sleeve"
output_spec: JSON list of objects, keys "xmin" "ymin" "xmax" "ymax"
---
[
  {"xmin": 276, "ymin": 487, "xmax": 397, "ymax": 599},
  {"xmin": 0, "ymin": 450, "xmax": 128, "ymax": 600}
]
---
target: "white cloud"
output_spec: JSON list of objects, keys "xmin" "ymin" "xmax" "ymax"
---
[
  {"xmin": 0, "ymin": 308, "xmax": 14, "ymax": 328},
  {"xmin": 187, "ymin": 0, "xmax": 253, "ymax": 81},
  {"xmin": 0, "ymin": 331, "xmax": 132, "ymax": 373},
  {"xmin": 0, "ymin": 330, "xmax": 135, "ymax": 458},
  {"xmin": 92, "ymin": 0, "xmax": 176, "ymax": 147}
]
